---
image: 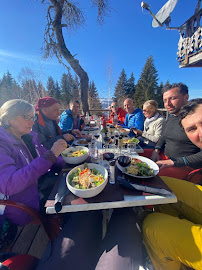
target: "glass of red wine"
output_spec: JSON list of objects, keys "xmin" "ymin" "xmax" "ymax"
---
[
  {"xmin": 103, "ymin": 136, "xmax": 110, "ymax": 150},
  {"xmin": 117, "ymin": 155, "xmax": 131, "ymax": 168},
  {"xmin": 94, "ymin": 134, "xmax": 100, "ymax": 140},
  {"xmin": 103, "ymin": 152, "xmax": 115, "ymax": 171}
]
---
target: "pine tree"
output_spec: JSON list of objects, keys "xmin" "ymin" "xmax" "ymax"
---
[
  {"xmin": 134, "ymin": 56, "xmax": 159, "ymax": 108},
  {"xmin": 0, "ymin": 72, "xmax": 21, "ymax": 106},
  {"xmin": 60, "ymin": 72, "xmax": 74, "ymax": 107},
  {"xmin": 126, "ymin": 72, "xmax": 135, "ymax": 99},
  {"xmin": 88, "ymin": 81, "xmax": 102, "ymax": 113},
  {"xmin": 55, "ymin": 81, "xmax": 61, "ymax": 101},
  {"xmin": 113, "ymin": 69, "xmax": 128, "ymax": 106},
  {"xmin": 37, "ymin": 82, "xmax": 46, "ymax": 99},
  {"xmin": 156, "ymin": 82, "xmax": 164, "ymax": 109},
  {"xmin": 47, "ymin": 76, "xmax": 56, "ymax": 97},
  {"xmin": 72, "ymin": 75, "xmax": 81, "ymax": 102}
]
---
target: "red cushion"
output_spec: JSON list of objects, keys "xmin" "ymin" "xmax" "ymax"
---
[{"xmin": 3, "ymin": 255, "xmax": 38, "ymax": 270}]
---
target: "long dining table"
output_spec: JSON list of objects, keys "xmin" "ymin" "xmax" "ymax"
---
[{"xmin": 45, "ymin": 125, "xmax": 177, "ymax": 215}]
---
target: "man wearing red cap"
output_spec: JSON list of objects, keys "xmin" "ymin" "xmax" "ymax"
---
[{"xmin": 33, "ymin": 97, "xmax": 81, "ymax": 149}]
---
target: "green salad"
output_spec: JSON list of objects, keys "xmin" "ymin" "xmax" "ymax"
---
[
  {"xmin": 63, "ymin": 149, "xmax": 87, "ymax": 157},
  {"xmin": 69, "ymin": 163, "xmax": 104, "ymax": 189},
  {"xmin": 126, "ymin": 158, "xmax": 154, "ymax": 177}
]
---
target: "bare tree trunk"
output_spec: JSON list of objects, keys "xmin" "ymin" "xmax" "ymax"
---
[{"xmin": 50, "ymin": 0, "xmax": 89, "ymax": 114}]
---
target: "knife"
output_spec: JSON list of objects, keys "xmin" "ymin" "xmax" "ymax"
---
[
  {"xmin": 54, "ymin": 174, "xmax": 70, "ymax": 213},
  {"xmin": 117, "ymin": 176, "xmax": 172, "ymax": 196}
]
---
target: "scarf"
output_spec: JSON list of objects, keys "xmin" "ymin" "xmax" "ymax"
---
[{"xmin": 144, "ymin": 112, "xmax": 159, "ymax": 130}]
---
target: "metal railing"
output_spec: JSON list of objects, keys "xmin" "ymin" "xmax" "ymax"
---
[{"xmin": 60, "ymin": 108, "xmax": 169, "ymax": 119}]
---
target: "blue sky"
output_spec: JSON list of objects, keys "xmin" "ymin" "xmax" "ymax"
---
[{"xmin": 0, "ymin": 0, "xmax": 201, "ymax": 100}]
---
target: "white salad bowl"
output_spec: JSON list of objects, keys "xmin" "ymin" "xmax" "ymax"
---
[
  {"xmin": 66, "ymin": 163, "xmax": 108, "ymax": 198},
  {"xmin": 61, "ymin": 146, "xmax": 89, "ymax": 164}
]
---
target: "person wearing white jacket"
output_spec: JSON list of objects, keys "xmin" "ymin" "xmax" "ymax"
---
[{"xmin": 132, "ymin": 100, "xmax": 165, "ymax": 147}]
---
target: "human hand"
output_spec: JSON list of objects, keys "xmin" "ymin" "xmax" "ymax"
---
[
  {"xmin": 72, "ymin": 129, "xmax": 82, "ymax": 137},
  {"xmin": 156, "ymin": 159, "xmax": 174, "ymax": 170},
  {"xmin": 150, "ymin": 150, "xmax": 160, "ymax": 162},
  {"xmin": 117, "ymin": 125, "xmax": 122, "ymax": 128},
  {"xmin": 51, "ymin": 139, "xmax": 67, "ymax": 157},
  {"xmin": 63, "ymin": 133, "xmax": 75, "ymax": 141}
]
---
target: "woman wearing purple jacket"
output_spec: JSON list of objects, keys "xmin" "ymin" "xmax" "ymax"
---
[{"xmin": 0, "ymin": 99, "xmax": 67, "ymax": 227}]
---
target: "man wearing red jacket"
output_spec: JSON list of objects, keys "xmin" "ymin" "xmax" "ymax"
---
[{"xmin": 109, "ymin": 101, "xmax": 127, "ymax": 125}]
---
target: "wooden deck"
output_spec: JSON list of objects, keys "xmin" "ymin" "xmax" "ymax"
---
[{"xmin": 11, "ymin": 223, "xmax": 49, "ymax": 259}]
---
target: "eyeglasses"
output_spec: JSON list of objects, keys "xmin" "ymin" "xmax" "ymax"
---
[
  {"xmin": 111, "ymin": 105, "xmax": 117, "ymax": 108},
  {"xmin": 22, "ymin": 115, "xmax": 37, "ymax": 121}
]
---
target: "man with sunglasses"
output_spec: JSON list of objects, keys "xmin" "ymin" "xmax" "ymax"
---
[{"xmin": 108, "ymin": 101, "xmax": 126, "ymax": 125}]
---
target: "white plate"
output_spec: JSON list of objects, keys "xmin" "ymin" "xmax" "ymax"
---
[
  {"xmin": 73, "ymin": 138, "xmax": 89, "ymax": 146},
  {"xmin": 83, "ymin": 126, "xmax": 99, "ymax": 131},
  {"xmin": 116, "ymin": 156, "xmax": 159, "ymax": 179},
  {"xmin": 118, "ymin": 128, "xmax": 130, "ymax": 135}
]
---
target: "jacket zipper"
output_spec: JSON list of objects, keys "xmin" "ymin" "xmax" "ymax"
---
[
  {"xmin": 35, "ymin": 145, "xmax": 41, "ymax": 157},
  {"xmin": 20, "ymin": 150, "xmax": 30, "ymax": 165}
]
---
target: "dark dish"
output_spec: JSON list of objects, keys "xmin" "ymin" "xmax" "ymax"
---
[
  {"xmin": 117, "ymin": 155, "xmax": 131, "ymax": 167},
  {"xmin": 86, "ymin": 137, "xmax": 92, "ymax": 143},
  {"xmin": 103, "ymin": 152, "xmax": 115, "ymax": 161},
  {"xmin": 103, "ymin": 136, "xmax": 110, "ymax": 143}
]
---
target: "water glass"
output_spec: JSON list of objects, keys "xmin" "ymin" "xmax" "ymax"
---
[
  {"xmin": 89, "ymin": 141, "xmax": 98, "ymax": 162},
  {"xmin": 128, "ymin": 142, "xmax": 136, "ymax": 157}
]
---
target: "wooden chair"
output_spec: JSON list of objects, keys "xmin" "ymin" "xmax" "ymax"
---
[
  {"xmin": 0, "ymin": 199, "xmax": 64, "ymax": 269},
  {"xmin": 0, "ymin": 199, "xmax": 62, "ymax": 242}
]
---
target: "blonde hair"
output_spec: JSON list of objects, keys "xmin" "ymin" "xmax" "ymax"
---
[
  {"xmin": 0, "ymin": 99, "xmax": 34, "ymax": 128},
  {"xmin": 143, "ymin": 100, "xmax": 158, "ymax": 111},
  {"xmin": 143, "ymin": 100, "xmax": 163, "ymax": 116}
]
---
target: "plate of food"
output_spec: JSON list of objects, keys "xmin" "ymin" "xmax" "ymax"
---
[
  {"xmin": 119, "ymin": 128, "xmax": 130, "ymax": 135},
  {"xmin": 83, "ymin": 126, "xmax": 99, "ymax": 131},
  {"xmin": 66, "ymin": 163, "xmax": 108, "ymax": 198},
  {"xmin": 61, "ymin": 146, "xmax": 89, "ymax": 164},
  {"xmin": 122, "ymin": 137, "xmax": 140, "ymax": 144},
  {"xmin": 116, "ymin": 156, "xmax": 159, "ymax": 178},
  {"xmin": 73, "ymin": 138, "xmax": 90, "ymax": 146}
]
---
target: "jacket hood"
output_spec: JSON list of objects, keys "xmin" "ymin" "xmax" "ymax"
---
[
  {"xmin": 0, "ymin": 127, "xmax": 19, "ymax": 145},
  {"xmin": 133, "ymin": 108, "xmax": 142, "ymax": 114},
  {"xmin": 0, "ymin": 127, "xmax": 38, "ymax": 146},
  {"xmin": 66, "ymin": 109, "xmax": 73, "ymax": 116}
]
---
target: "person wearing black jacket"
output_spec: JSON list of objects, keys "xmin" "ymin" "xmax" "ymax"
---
[
  {"xmin": 142, "ymin": 99, "xmax": 202, "ymax": 270},
  {"xmin": 150, "ymin": 83, "xmax": 202, "ymax": 178}
]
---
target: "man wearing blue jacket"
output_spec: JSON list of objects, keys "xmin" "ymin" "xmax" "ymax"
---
[
  {"xmin": 59, "ymin": 100, "xmax": 85, "ymax": 132},
  {"xmin": 121, "ymin": 98, "xmax": 144, "ymax": 136}
]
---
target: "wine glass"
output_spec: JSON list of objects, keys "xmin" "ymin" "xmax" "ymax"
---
[
  {"xmin": 103, "ymin": 136, "xmax": 110, "ymax": 150},
  {"xmin": 94, "ymin": 134, "xmax": 100, "ymax": 140},
  {"xmin": 103, "ymin": 152, "xmax": 115, "ymax": 171},
  {"xmin": 123, "ymin": 135, "xmax": 129, "ymax": 149},
  {"xmin": 114, "ymin": 130, "xmax": 119, "ymax": 147},
  {"xmin": 128, "ymin": 142, "xmax": 137, "ymax": 158},
  {"xmin": 86, "ymin": 134, "xmax": 92, "ymax": 146},
  {"xmin": 117, "ymin": 155, "xmax": 131, "ymax": 168},
  {"xmin": 118, "ymin": 135, "xmax": 123, "ymax": 154}
]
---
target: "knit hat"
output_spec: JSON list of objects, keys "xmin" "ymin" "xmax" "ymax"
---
[{"xmin": 35, "ymin": 97, "xmax": 58, "ymax": 111}]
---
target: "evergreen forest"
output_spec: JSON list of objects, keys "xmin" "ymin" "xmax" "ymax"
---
[{"xmin": 0, "ymin": 55, "xmax": 167, "ymax": 111}]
